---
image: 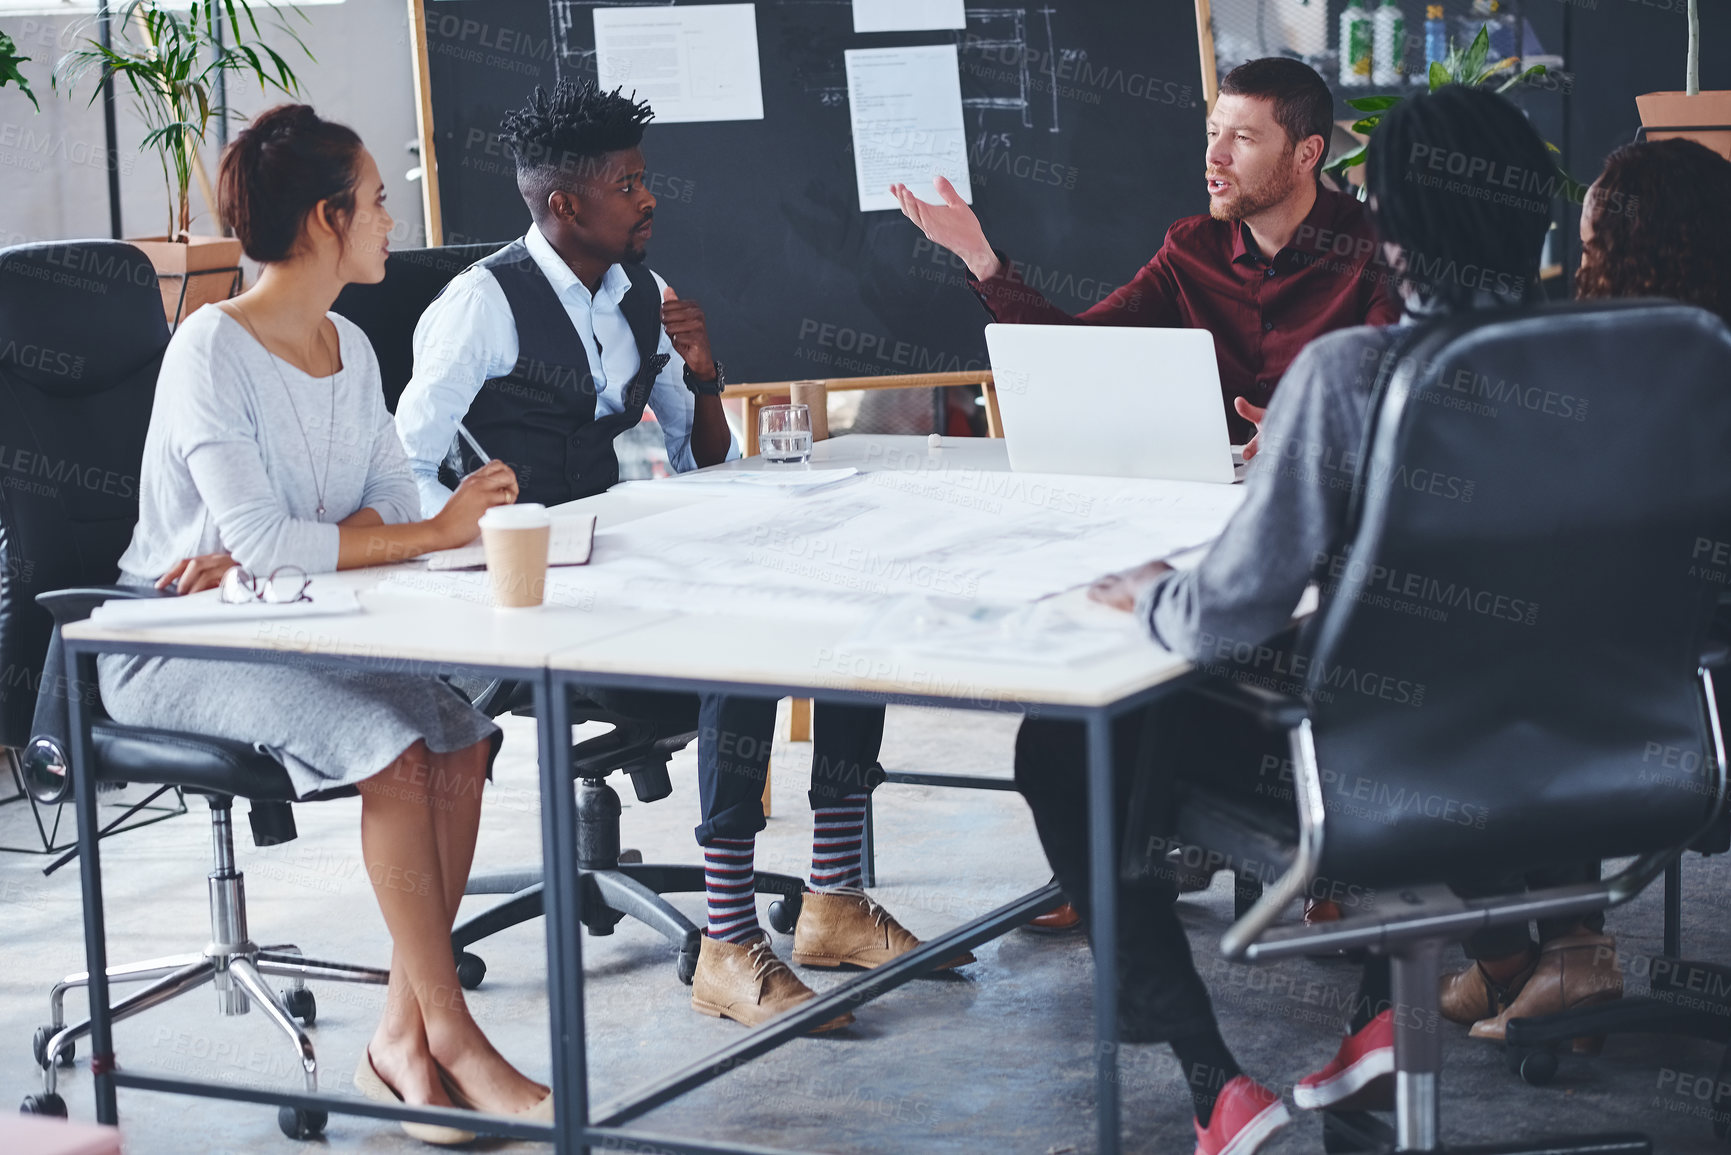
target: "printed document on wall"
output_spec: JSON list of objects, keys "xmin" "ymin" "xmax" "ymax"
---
[
  {"xmin": 845, "ymin": 45, "xmax": 972, "ymax": 213},
  {"xmin": 852, "ymin": 0, "xmax": 966, "ymax": 33},
  {"xmin": 593, "ymin": 4, "xmax": 763, "ymax": 123}
]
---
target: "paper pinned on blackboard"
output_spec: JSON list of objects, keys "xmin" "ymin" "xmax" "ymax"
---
[
  {"xmin": 852, "ymin": 0, "xmax": 966, "ymax": 33},
  {"xmin": 593, "ymin": 3, "xmax": 763, "ymax": 124},
  {"xmin": 845, "ymin": 44, "xmax": 973, "ymax": 213}
]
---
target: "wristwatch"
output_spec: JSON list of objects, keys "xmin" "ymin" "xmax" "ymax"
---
[{"xmin": 684, "ymin": 358, "xmax": 726, "ymax": 397}]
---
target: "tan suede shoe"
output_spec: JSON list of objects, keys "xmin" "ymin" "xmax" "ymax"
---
[
  {"xmin": 1439, "ymin": 951, "xmax": 1537, "ymax": 1025},
  {"xmin": 792, "ymin": 888, "xmax": 975, "ymax": 970},
  {"xmin": 1469, "ymin": 931, "xmax": 1622, "ymax": 1048},
  {"xmin": 690, "ymin": 934, "xmax": 854, "ymax": 1033}
]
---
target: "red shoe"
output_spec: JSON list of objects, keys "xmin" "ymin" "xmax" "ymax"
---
[
  {"xmin": 1193, "ymin": 1075, "xmax": 1291, "ymax": 1155},
  {"xmin": 1293, "ymin": 1009, "xmax": 1395, "ymax": 1112}
]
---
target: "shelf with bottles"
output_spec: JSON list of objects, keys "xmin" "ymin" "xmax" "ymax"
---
[
  {"xmin": 1208, "ymin": 1, "xmax": 1567, "ymax": 119},
  {"xmin": 1325, "ymin": 0, "xmax": 1563, "ymax": 103}
]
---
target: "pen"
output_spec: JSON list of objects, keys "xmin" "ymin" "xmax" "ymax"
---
[{"xmin": 456, "ymin": 422, "xmax": 490, "ymax": 463}]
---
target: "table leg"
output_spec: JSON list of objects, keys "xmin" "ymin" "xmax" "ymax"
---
[
  {"xmin": 68, "ymin": 645, "xmax": 118, "ymax": 1124},
  {"xmin": 1086, "ymin": 709, "xmax": 1120, "ymax": 1155},
  {"xmin": 536, "ymin": 673, "xmax": 588, "ymax": 1153}
]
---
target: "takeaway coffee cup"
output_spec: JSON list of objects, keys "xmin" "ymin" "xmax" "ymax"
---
[{"xmin": 479, "ymin": 503, "xmax": 551, "ymax": 608}]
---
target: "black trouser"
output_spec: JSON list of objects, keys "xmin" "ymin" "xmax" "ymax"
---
[
  {"xmin": 1456, "ymin": 863, "xmax": 1604, "ymax": 960},
  {"xmin": 693, "ymin": 700, "xmax": 886, "ymax": 846},
  {"xmin": 1013, "ymin": 690, "xmax": 1275, "ymax": 1043}
]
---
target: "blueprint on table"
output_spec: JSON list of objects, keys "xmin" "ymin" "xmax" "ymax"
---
[{"xmin": 379, "ymin": 470, "xmax": 1245, "ymax": 627}]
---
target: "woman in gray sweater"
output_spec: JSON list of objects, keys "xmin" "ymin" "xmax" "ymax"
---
[{"xmin": 101, "ymin": 105, "xmax": 541, "ymax": 1142}]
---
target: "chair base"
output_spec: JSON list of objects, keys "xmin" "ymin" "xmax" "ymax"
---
[
  {"xmin": 32, "ymin": 798, "xmax": 387, "ymax": 1127},
  {"xmin": 1322, "ymin": 1112, "xmax": 1650, "ymax": 1155},
  {"xmin": 453, "ymin": 861, "xmax": 806, "ymax": 988}
]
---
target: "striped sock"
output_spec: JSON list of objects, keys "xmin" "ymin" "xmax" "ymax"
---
[
  {"xmin": 810, "ymin": 794, "xmax": 868, "ymax": 891},
  {"xmin": 704, "ymin": 836, "xmax": 762, "ymax": 943}
]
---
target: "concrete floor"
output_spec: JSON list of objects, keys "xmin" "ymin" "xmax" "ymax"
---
[{"xmin": 2, "ymin": 704, "xmax": 1725, "ymax": 1154}]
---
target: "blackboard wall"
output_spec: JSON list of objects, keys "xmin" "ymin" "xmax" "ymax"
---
[
  {"xmin": 424, "ymin": 0, "xmax": 1731, "ymax": 380},
  {"xmin": 426, "ymin": 0, "xmax": 1206, "ymax": 384}
]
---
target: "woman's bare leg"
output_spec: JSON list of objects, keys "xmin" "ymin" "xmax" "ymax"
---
[{"xmin": 359, "ymin": 739, "xmax": 543, "ymax": 1114}]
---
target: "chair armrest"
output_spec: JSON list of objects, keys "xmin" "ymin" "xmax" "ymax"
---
[
  {"xmin": 1185, "ymin": 676, "xmax": 1310, "ymax": 731},
  {"xmin": 37, "ymin": 586, "xmax": 169, "ymax": 626}
]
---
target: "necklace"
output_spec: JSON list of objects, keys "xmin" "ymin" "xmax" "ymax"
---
[{"xmin": 229, "ymin": 303, "xmax": 340, "ymax": 520}]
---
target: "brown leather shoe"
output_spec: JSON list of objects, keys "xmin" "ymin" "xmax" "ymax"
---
[
  {"xmin": 1025, "ymin": 901, "xmax": 1083, "ymax": 934},
  {"xmin": 1439, "ymin": 951, "xmax": 1537, "ymax": 1026},
  {"xmin": 691, "ymin": 934, "xmax": 854, "ymax": 1032},
  {"xmin": 1469, "ymin": 931, "xmax": 1622, "ymax": 1048},
  {"xmin": 1303, "ymin": 898, "xmax": 1342, "ymax": 924},
  {"xmin": 793, "ymin": 888, "xmax": 975, "ymax": 970}
]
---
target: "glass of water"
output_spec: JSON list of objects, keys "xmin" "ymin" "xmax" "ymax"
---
[{"xmin": 759, "ymin": 403, "xmax": 813, "ymax": 465}]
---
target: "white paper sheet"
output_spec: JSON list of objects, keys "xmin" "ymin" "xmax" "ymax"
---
[
  {"xmin": 593, "ymin": 3, "xmax": 763, "ymax": 124},
  {"xmin": 89, "ymin": 587, "xmax": 362, "ymax": 629},
  {"xmin": 845, "ymin": 45, "xmax": 972, "ymax": 213},
  {"xmin": 645, "ymin": 468, "xmax": 861, "ymax": 493},
  {"xmin": 424, "ymin": 515, "xmax": 597, "ymax": 571},
  {"xmin": 852, "ymin": 0, "xmax": 965, "ymax": 33}
]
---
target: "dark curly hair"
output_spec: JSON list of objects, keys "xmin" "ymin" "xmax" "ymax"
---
[
  {"xmin": 1364, "ymin": 86, "xmax": 1555, "ymax": 313},
  {"xmin": 1575, "ymin": 139, "xmax": 1731, "ymax": 326},
  {"xmin": 499, "ymin": 80, "xmax": 654, "ymax": 212}
]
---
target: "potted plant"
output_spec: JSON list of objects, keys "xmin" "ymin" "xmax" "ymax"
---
[
  {"xmin": 55, "ymin": 0, "xmax": 312, "ymax": 323},
  {"xmin": 0, "ymin": 27, "xmax": 39, "ymax": 109},
  {"xmin": 1636, "ymin": 0, "xmax": 1731, "ymax": 160},
  {"xmin": 1326, "ymin": 25, "xmax": 1572, "ymax": 194}
]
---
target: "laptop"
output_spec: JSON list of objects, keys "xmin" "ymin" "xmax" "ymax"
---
[{"xmin": 984, "ymin": 324, "xmax": 1239, "ymax": 484}]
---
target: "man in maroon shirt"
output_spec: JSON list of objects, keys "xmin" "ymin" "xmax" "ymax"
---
[{"xmin": 892, "ymin": 56, "xmax": 1398, "ymax": 453}]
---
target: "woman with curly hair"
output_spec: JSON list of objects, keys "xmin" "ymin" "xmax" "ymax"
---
[{"xmin": 1576, "ymin": 138, "xmax": 1731, "ymax": 324}]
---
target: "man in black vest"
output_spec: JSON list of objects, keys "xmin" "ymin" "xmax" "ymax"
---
[{"xmin": 399, "ymin": 81, "xmax": 967, "ymax": 1032}]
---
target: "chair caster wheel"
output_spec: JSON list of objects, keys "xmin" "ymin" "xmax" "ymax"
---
[
  {"xmin": 281, "ymin": 987, "xmax": 316, "ymax": 1025},
  {"xmin": 677, "ymin": 939, "xmax": 700, "ymax": 986},
  {"xmin": 1507, "ymin": 1045, "xmax": 1558, "ymax": 1086},
  {"xmin": 767, "ymin": 894, "xmax": 802, "ymax": 935},
  {"xmin": 279, "ymin": 1106, "xmax": 327, "ymax": 1139},
  {"xmin": 32, "ymin": 1026, "xmax": 72, "ymax": 1070},
  {"xmin": 455, "ymin": 952, "xmax": 487, "ymax": 990},
  {"xmin": 20, "ymin": 1093, "xmax": 67, "ymax": 1117}
]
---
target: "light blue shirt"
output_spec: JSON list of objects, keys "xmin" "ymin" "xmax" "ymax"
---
[{"xmin": 395, "ymin": 223, "xmax": 739, "ymax": 515}]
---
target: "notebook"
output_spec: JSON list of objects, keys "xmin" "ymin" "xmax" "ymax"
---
[{"xmin": 423, "ymin": 514, "xmax": 598, "ymax": 571}]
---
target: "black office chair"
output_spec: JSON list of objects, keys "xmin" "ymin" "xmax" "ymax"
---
[
  {"xmin": 0, "ymin": 244, "xmax": 187, "ymax": 859},
  {"xmin": 331, "ymin": 241, "xmax": 509, "ymax": 412},
  {"xmin": 6, "ymin": 243, "xmax": 386, "ymax": 1141},
  {"xmin": 334, "ymin": 245, "xmax": 805, "ymax": 987},
  {"xmin": 1154, "ymin": 301, "xmax": 1731, "ymax": 1153}
]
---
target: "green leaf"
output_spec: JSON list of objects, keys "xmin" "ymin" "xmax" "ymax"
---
[
  {"xmin": 1324, "ymin": 143, "xmax": 1369, "ymax": 181},
  {"xmin": 1428, "ymin": 60, "xmax": 1450, "ymax": 90},
  {"xmin": 0, "ymin": 31, "xmax": 40, "ymax": 111},
  {"xmin": 1350, "ymin": 116, "xmax": 1384, "ymax": 135},
  {"xmin": 1345, "ymin": 94, "xmax": 1404, "ymax": 112},
  {"xmin": 1495, "ymin": 63, "xmax": 1549, "ymax": 94},
  {"xmin": 1461, "ymin": 24, "xmax": 1491, "ymax": 83}
]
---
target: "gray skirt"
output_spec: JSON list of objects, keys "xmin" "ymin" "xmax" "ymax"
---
[{"xmin": 98, "ymin": 652, "xmax": 501, "ymax": 800}]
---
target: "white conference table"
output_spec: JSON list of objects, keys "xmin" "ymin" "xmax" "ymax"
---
[{"xmin": 59, "ymin": 435, "xmax": 1216, "ymax": 1155}]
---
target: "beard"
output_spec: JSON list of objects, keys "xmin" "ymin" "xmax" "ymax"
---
[{"xmin": 1208, "ymin": 158, "xmax": 1302, "ymax": 223}]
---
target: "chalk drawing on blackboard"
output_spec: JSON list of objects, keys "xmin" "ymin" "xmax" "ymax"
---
[{"xmin": 550, "ymin": 0, "xmax": 1069, "ymax": 135}]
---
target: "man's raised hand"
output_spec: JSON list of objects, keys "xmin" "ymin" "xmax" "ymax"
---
[
  {"xmin": 661, "ymin": 284, "xmax": 717, "ymax": 382},
  {"xmin": 890, "ymin": 176, "xmax": 1001, "ymax": 282}
]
